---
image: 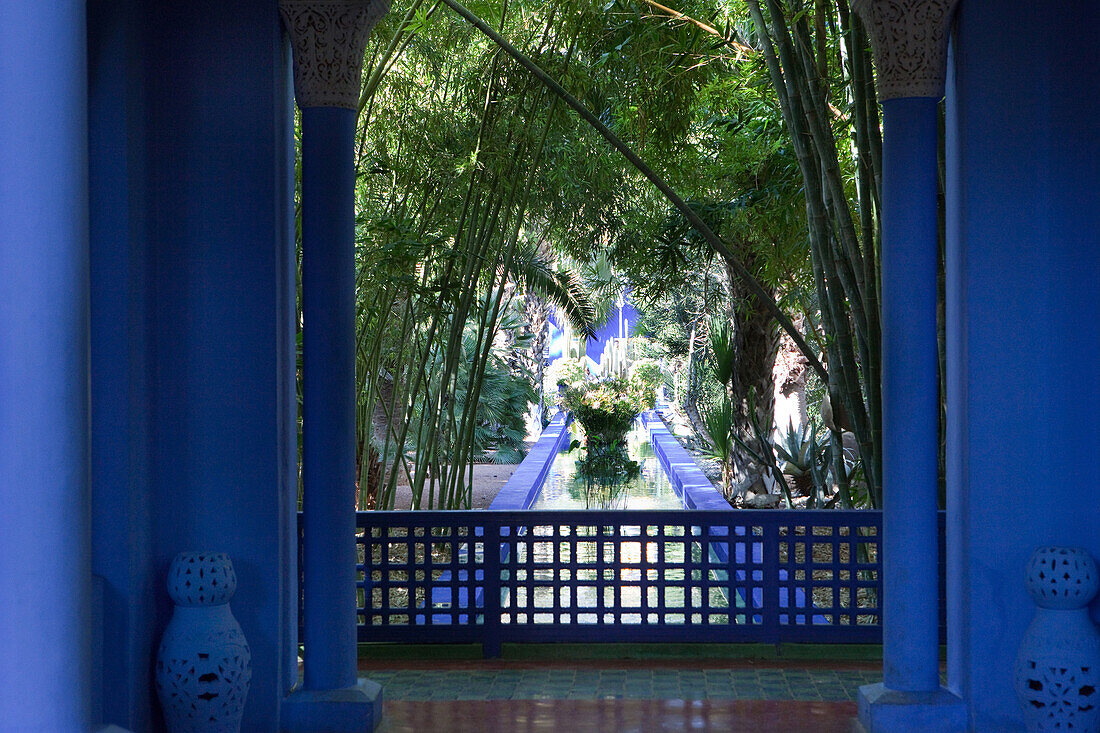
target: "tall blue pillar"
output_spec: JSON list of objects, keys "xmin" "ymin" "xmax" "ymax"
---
[
  {"xmin": 301, "ymin": 105, "xmax": 360, "ymax": 692},
  {"xmin": 879, "ymin": 97, "xmax": 941, "ymax": 695},
  {"xmin": 279, "ymin": 2, "xmax": 389, "ymax": 730},
  {"xmin": 852, "ymin": 1, "xmax": 966, "ymax": 731},
  {"xmin": 0, "ymin": 2, "xmax": 92, "ymax": 729}
]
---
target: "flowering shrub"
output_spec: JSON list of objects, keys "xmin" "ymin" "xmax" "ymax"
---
[{"xmin": 562, "ymin": 378, "xmax": 644, "ymax": 447}]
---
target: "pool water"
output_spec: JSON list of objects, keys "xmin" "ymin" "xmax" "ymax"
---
[{"xmin": 529, "ymin": 422, "xmax": 686, "ymax": 510}]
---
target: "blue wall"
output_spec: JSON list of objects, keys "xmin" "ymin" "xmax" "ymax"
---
[
  {"xmin": 946, "ymin": 2, "xmax": 1100, "ymax": 728},
  {"xmin": 587, "ymin": 294, "xmax": 639, "ymax": 372},
  {"xmin": 88, "ymin": 0, "xmax": 157, "ymax": 727},
  {"xmin": 88, "ymin": 1, "xmax": 297, "ymax": 729}
]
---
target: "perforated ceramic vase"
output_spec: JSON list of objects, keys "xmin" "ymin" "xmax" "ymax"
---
[
  {"xmin": 1014, "ymin": 546, "xmax": 1100, "ymax": 732},
  {"xmin": 155, "ymin": 552, "xmax": 252, "ymax": 733}
]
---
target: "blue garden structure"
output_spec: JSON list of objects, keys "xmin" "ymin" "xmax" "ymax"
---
[
  {"xmin": 1, "ymin": 1, "xmax": 1098, "ymax": 731},
  {"xmin": 584, "ymin": 290, "xmax": 639, "ymax": 375}
]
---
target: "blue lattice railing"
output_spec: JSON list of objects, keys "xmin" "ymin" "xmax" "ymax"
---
[{"xmin": 298, "ymin": 509, "xmax": 952, "ymax": 655}]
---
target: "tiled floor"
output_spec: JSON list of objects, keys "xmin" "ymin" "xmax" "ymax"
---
[
  {"xmin": 379, "ymin": 699, "xmax": 858, "ymax": 732},
  {"xmin": 364, "ymin": 658, "xmax": 876, "ymax": 731}
]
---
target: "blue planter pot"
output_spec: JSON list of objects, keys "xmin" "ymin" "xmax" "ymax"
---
[
  {"xmin": 155, "ymin": 552, "xmax": 252, "ymax": 733},
  {"xmin": 1015, "ymin": 546, "xmax": 1100, "ymax": 732}
]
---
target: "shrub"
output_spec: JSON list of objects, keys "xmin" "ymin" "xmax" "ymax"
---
[
  {"xmin": 628, "ymin": 358, "xmax": 665, "ymax": 409},
  {"xmin": 562, "ymin": 378, "xmax": 644, "ymax": 447}
]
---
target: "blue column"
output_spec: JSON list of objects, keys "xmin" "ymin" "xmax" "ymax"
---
[
  {"xmin": 279, "ymin": 4, "xmax": 386, "ymax": 727},
  {"xmin": 880, "ymin": 96, "xmax": 941, "ymax": 693},
  {"xmin": 301, "ymin": 106, "xmax": 359, "ymax": 692},
  {"xmin": 0, "ymin": 2, "xmax": 92, "ymax": 729},
  {"xmin": 857, "ymin": 95, "xmax": 966, "ymax": 732}
]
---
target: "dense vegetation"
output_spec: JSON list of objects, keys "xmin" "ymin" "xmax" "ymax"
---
[{"xmin": 295, "ymin": 0, "xmax": 906, "ymax": 510}]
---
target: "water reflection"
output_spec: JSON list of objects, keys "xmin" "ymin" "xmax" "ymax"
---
[{"xmin": 530, "ymin": 423, "xmax": 686, "ymax": 510}]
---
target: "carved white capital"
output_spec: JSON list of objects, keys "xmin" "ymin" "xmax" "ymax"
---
[
  {"xmin": 279, "ymin": 0, "xmax": 390, "ymax": 109},
  {"xmin": 851, "ymin": 0, "xmax": 960, "ymax": 101}
]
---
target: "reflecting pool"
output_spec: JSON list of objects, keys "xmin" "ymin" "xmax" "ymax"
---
[{"xmin": 529, "ymin": 422, "xmax": 686, "ymax": 510}]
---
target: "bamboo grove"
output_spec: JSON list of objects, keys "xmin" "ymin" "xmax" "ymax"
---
[{"xmin": 293, "ymin": 0, "xmax": 898, "ymax": 510}]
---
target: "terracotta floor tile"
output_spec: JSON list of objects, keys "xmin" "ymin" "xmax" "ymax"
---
[{"xmin": 364, "ymin": 658, "xmax": 876, "ymax": 730}]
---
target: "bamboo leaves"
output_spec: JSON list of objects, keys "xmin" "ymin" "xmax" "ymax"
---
[{"xmin": 348, "ymin": 0, "xmax": 602, "ymax": 509}]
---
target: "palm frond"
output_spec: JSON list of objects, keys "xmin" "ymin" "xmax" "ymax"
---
[{"xmin": 510, "ymin": 241, "xmax": 599, "ymax": 339}]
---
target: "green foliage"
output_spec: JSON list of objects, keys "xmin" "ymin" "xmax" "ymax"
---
[
  {"xmin": 627, "ymin": 357, "xmax": 664, "ymax": 408},
  {"xmin": 340, "ymin": 0, "xmax": 614, "ymax": 508},
  {"xmin": 744, "ymin": 0, "xmax": 885, "ymax": 507},
  {"xmin": 708, "ymin": 317, "xmax": 736, "ymax": 389},
  {"xmin": 701, "ymin": 394, "xmax": 737, "ymax": 497},
  {"xmin": 304, "ymin": 0, "xmax": 887, "ymax": 511},
  {"xmin": 511, "ymin": 241, "xmax": 599, "ymax": 340},
  {"xmin": 461, "ymin": 339, "xmax": 535, "ymax": 464}
]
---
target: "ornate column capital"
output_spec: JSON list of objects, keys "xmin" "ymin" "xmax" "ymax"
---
[
  {"xmin": 279, "ymin": 0, "xmax": 390, "ymax": 110},
  {"xmin": 851, "ymin": 0, "xmax": 960, "ymax": 101}
]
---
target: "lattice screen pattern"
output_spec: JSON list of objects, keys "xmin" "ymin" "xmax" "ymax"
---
[{"xmin": 318, "ymin": 510, "xmax": 897, "ymax": 650}]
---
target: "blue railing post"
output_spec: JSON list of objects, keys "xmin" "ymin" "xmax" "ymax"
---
[
  {"xmin": 722, "ymin": 521, "xmax": 738, "ymax": 627},
  {"xmin": 762, "ymin": 519, "xmax": 781, "ymax": 646},
  {"xmin": 483, "ymin": 519, "xmax": 503, "ymax": 658}
]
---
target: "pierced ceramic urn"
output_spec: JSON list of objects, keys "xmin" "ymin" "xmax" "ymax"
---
[
  {"xmin": 155, "ymin": 552, "xmax": 252, "ymax": 733},
  {"xmin": 1014, "ymin": 546, "xmax": 1100, "ymax": 732}
]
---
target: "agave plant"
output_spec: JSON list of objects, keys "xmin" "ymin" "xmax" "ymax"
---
[{"xmin": 773, "ymin": 419, "xmax": 830, "ymax": 505}]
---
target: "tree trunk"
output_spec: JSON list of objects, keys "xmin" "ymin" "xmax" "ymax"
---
[
  {"xmin": 724, "ymin": 257, "xmax": 780, "ymax": 485},
  {"xmin": 682, "ymin": 323, "xmax": 714, "ymax": 444}
]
